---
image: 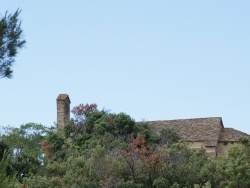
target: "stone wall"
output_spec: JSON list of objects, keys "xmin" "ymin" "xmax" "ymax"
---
[
  {"xmin": 205, "ymin": 146, "xmax": 217, "ymax": 158},
  {"xmin": 186, "ymin": 141, "xmax": 216, "ymax": 157},
  {"xmin": 187, "ymin": 141, "xmax": 206, "ymax": 149},
  {"xmin": 57, "ymin": 94, "xmax": 70, "ymax": 135},
  {"xmin": 217, "ymin": 141, "xmax": 240, "ymax": 156}
]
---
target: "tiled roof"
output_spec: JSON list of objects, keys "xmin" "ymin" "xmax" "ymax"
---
[
  {"xmin": 147, "ymin": 117, "xmax": 223, "ymax": 146},
  {"xmin": 219, "ymin": 128, "xmax": 250, "ymax": 142}
]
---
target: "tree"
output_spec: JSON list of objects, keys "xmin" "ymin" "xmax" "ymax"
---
[
  {"xmin": 0, "ymin": 143, "xmax": 21, "ymax": 187},
  {"xmin": 155, "ymin": 143, "xmax": 214, "ymax": 187},
  {"xmin": 0, "ymin": 157, "xmax": 20, "ymax": 188},
  {"xmin": 0, "ymin": 123, "xmax": 52, "ymax": 182},
  {"xmin": 216, "ymin": 146, "xmax": 250, "ymax": 187},
  {"xmin": 0, "ymin": 9, "xmax": 26, "ymax": 79},
  {"xmin": 121, "ymin": 134, "xmax": 162, "ymax": 187},
  {"xmin": 159, "ymin": 128, "xmax": 180, "ymax": 146}
]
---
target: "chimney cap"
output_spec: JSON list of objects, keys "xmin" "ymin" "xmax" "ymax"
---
[{"xmin": 57, "ymin": 94, "xmax": 71, "ymax": 103}]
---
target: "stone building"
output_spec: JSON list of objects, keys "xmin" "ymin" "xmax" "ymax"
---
[
  {"xmin": 148, "ymin": 117, "xmax": 250, "ymax": 157},
  {"xmin": 56, "ymin": 94, "xmax": 250, "ymax": 156}
]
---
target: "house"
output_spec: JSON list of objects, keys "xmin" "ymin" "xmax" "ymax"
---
[
  {"xmin": 148, "ymin": 117, "xmax": 250, "ymax": 157},
  {"xmin": 56, "ymin": 94, "xmax": 250, "ymax": 157}
]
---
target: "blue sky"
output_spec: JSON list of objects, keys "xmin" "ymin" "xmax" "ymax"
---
[{"xmin": 1, "ymin": 1, "xmax": 250, "ymax": 133}]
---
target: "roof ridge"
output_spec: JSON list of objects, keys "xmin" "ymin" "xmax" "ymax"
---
[
  {"xmin": 147, "ymin": 117, "xmax": 222, "ymax": 122},
  {"xmin": 223, "ymin": 127, "xmax": 250, "ymax": 135}
]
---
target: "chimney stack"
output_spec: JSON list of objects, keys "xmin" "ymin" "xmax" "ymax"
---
[{"xmin": 57, "ymin": 94, "xmax": 70, "ymax": 135}]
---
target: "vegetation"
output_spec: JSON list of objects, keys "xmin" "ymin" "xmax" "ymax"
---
[
  {"xmin": 0, "ymin": 9, "xmax": 26, "ymax": 79},
  {"xmin": 1, "ymin": 103, "xmax": 250, "ymax": 187}
]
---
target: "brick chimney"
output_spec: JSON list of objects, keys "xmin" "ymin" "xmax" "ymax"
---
[{"xmin": 57, "ymin": 94, "xmax": 70, "ymax": 135}]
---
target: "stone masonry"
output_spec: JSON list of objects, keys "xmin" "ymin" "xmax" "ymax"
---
[
  {"xmin": 148, "ymin": 117, "xmax": 250, "ymax": 157},
  {"xmin": 57, "ymin": 94, "xmax": 71, "ymax": 135}
]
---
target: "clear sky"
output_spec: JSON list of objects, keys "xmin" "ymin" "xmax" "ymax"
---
[{"xmin": 1, "ymin": 1, "xmax": 250, "ymax": 133}]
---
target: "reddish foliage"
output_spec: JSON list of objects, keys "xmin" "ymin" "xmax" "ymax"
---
[
  {"xmin": 71, "ymin": 103, "xmax": 97, "ymax": 123},
  {"xmin": 71, "ymin": 103, "xmax": 97, "ymax": 117},
  {"xmin": 41, "ymin": 140, "xmax": 52, "ymax": 160},
  {"xmin": 120, "ymin": 134, "xmax": 162, "ymax": 185},
  {"xmin": 130, "ymin": 134, "xmax": 161, "ymax": 170},
  {"xmin": 23, "ymin": 181, "xmax": 28, "ymax": 188}
]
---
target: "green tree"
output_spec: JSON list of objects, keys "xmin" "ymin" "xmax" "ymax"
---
[
  {"xmin": 0, "ymin": 9, "xmax": 26, "ymax": 78},
  {"xmin": 156, "ymin": 143, "xmax": 213, "ymax": 187},
  {"xmin": 159, "ymin": 128, "xmax": 180, "ymax": 146},
  {"xmin": 0, "ymin": 123, "xmax": 52, "ymax": 182},
  {"xmin": 0, "ymin": 141, "xmax": 10, "ymax": 160},
  {"xmin": 0, "ymin": 158, "xmax": 21, "ymax": 188},
  {"xmin": 216, "ymin": 146, "xmax": 250, "ymax": 188}
]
